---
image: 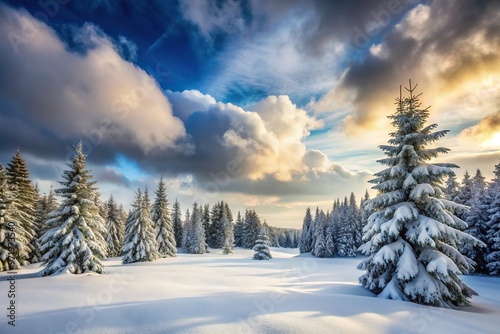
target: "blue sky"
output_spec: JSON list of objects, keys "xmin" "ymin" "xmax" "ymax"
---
[{"xmin": 1, "ymin": 0, "xmax": 499, "ymax": 227}]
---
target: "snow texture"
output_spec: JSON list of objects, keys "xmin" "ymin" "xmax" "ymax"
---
[{"xmin": 1, "ymin": 250, "xmax": 499, "ymax": 334}]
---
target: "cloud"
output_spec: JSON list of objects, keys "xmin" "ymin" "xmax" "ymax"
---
[
  {"xmin": 179, "ymin": 0, "xmax": 247, "ymax": 39},
  {"xmin": 194, "ymin": 0, "xmax": 414, "ymax": 103},
  {"xmin": 94, "ymin": 167, "xmax": 131, "ymax": 187},
  {"xmin": 165, "ymin": 89, "xmax": 217, "ymax": 121},
  {"xmin": 162, "ymin": 93, "xmax": 321, "ymax": 182},
  {"xmin": 459, "ymin": 111, "xmax": 500, "ymax": 147},
  {"xmin": 310, "ymin": 0, "xmax": 500, "ymax": 134},
  {"xmin": 0, "ymin": 3, "xmax": 186, "ymax": 158},
  {"xmin": 303, "ymin": 149, "xmax": 329, "ymax": 170},
  {"xmin": 218, "ymin": 164, "xmax": 373, "ymax": 198},
  {"xmin": 0, "ymin": 3, "xmax": 385, "ymax": 226}
]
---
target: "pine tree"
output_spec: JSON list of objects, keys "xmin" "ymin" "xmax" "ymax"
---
[
  {"xmin": 309, "ymin": 208, "xmax": 319, "ymax": 251},
  {"xmin": 122, "ymin": 189, "xmax": 160, "ymax": 264},
  {"xmin": 358, "ymin": 82, "xmax": 481, "ymax": 307},
  {"xmin": 0, "ymin": 164, "xmax": 25, "ymax": 271},
  {"xmin": 349, "ymin": 192, "xmax": 363, "ymax": 249},
  {"xmin": 299, "ymin": 208, "xmax": 313, "ymax": 253},
  {"xmin": 233, "ymin": 211, "xmax": 244, "ymax": 247},
  {"xmin": 221, "ymin": 206, "xmax": 234, "ymax": 254},
  {"xmin": 444, "ymin": 175, "xmax": 460, "ymax": 202},
  {"xmin": 336, "ymin": 197, "xmax": 357, "ymax": 257},
  {"xmin": 118, "ymin": 204, "xmax": 127, "ymax": 246},
  {"xmin": 360, "ymin": 190, "xmax": 372, "ymax": 245},
  {"xmin": 462, "ymin": 169, "xmax": 489, "ymax": 274},
  {"xmin": 39, "ymin": 143, "xmax": 107, "ymax": 275},
  {"xmin": 171, "ymin": 199, "xmax": 183, "ymax": 247},
  {"xmin": 37, "ymin": 185, "xmax": 59, "ymax": 237},
  {"xmin": 33, "ymin": 183, "xmax": 43, "ymax": 238},
  {"xmin": 152, "ymin": 178, "xmax": 176, "ymax": 258},
  {"xmin": 242, "ymin": 210, "xmax": 262, "ymax": 248},
  {"xmin": 6, "ymin": 149, "xmax": 39, "ymax": 264},
  {"xmin": 457, "ymin": 171, "xmax": 474, "ymax": 206},
  {"xmin": 208, "ymin": 201, "xmax": 231, "ymax": 248},
  {"xmin": 182, "ymin": 208, "xmax": 191, "ymax": 250},
  {"xmin": 202, "ymin": 204, "xmax": 211, "ymax": 245},
  {"xmin": 253, "ymin": 227, "xmax": 272, "ymax": 260},
  {"xmin": 184, "ymin": 203, "xmax": 207, "ymax": 254},
  {"xmin": 313, "ymin": 210, "xmax": 327, "ymax": 257},
  {"xmin": 104, "ymin": 195, "xmax": 123, "ymax": 257},
  {"xmin": 486, "ymin": 161, "xmax": 500, "ymax": 276},
  {"xmin": 324, "ymin": 217, "xmax": 336, "ymax": 257}
]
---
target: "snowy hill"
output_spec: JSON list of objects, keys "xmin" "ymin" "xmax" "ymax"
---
[{"xmin": 1, "ymin": 248, "xmax": 499, "ymax": 333}]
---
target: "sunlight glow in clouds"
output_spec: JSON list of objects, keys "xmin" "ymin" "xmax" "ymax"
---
[{"xmin": 1, "ymin": 0, "xmax": 499, "ymax": 228}]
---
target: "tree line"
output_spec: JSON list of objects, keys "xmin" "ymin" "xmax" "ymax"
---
[
  {"xmin": 299, "ymin": 160, "xmax": 500, "ymax": 280},
  {"xmin": 0, "ymin": 145, "xmax": 298, "ymax": 273}
]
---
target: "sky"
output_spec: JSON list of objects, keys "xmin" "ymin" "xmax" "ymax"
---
[{"xmin": 0, "ymin": 0, "xmax": 499, "ymax": 228}]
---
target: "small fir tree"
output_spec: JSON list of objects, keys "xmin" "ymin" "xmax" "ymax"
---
[{"xmin": 253, "ymin": 228, "xmax": 272, "ymax": 260}]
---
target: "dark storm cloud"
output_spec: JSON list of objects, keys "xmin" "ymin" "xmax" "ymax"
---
[
  {"xmin": 94, "ymin": 167, "xmax": 131, "ymax": 187},
  {"xmin": 250, "ymin": 0, "xmax": 413, "ymax": 53}
]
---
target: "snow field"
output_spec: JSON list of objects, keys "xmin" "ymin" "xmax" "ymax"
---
[{"xmin": 1, "ymin": 248, "xmax": 499, "ymax": 334}]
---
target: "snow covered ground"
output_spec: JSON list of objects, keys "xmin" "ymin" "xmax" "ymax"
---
[{"xmin": 1, "ymin": 248, "xmax": 499, "ymax": 334}]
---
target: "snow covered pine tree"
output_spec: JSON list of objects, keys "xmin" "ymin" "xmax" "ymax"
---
[
  {"xmin": 152, "ymin": 178, "xmax": 177, "ymax": 258},
  {"xmin": 486, "ymin": 161, "xmax": 500, "ymax": 276},
  {"xmin": 104, "ymin": 195, "xmax": 123, "ymax": 257},
  {"xmin": 0, "ymin": 163, "xmax": 26, "ymax": 271},
  {"xmin": 6, "ymin": 149, "xmax": 39, "ymax": 264},
  {"xmin": 358, "ymin": 82, "xmax": 482, "ymax": 307},
  {"xmin": 122, "ymin": 189, "xmax": 160, "ymax": 264},
  {"xmin": 39, "ymin": 143, "xmax": 107, "ymax": 275},
  {"xmin": 253, "ymin": 228, "xmax": 272, "ymax": 260}
]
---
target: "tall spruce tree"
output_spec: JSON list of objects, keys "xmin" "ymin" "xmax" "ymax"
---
[
  {"xmin": 182, "ymin": 208, "xmax": 191, "ymax": 250},
  {"xmin": 349, "ymin": 192, "xmax": 363, "ymax": 249},
  {"xmin": 358, "ymin": 82, "xmax": 481, "ymax": 307},
  {"xmin": 221, "ymin": 206, "xmax": 234, "ymax": 254},
  {"xmin": 172, "ymin": 199, "xmax": 183, "ymax": 247},
  {"xmin": 6, "ymin": 149, "xmax": 39, "ymax": 263},
  {"xmin": 360, "ymin": 190, "xmax": 372, "ymax": 245},
  {"xmin": 202, "ymin": 204, "xmax": 211, "ymax": 245},
  {"xmin": 462, "ymin": 169, "xmax": 489, "ymax": 274},
  {"xmin": 233, "ymin": 211, "xmax": 244, "ymax": 247},
  {"xmin": 242, "ymin": 210, "xmax": 262, "ymax": 248},
  {"xmin": 122, "ymin": 189, "xmax": 159, "ymax": 264},
  {"xmin": 444, "ymin": 175, "xmax": 460, "ymax": 202},
  {"xmin": 37, "ymin": 185, "xmax": 59, "ymax": 237},
  {"xmin": 486, "ymin": 161, "xmax": 500, "ymax": 276},
  {"xmin": 299, "ymin": 208, "xmax": 313, "ymax": 253},
  {"xmin": 0, "ymin": 163, "xmax": 26, "ymax": 271},
  {"xmin": 184, "ymin": 203, "xmax": 207, "ymax": 254},
  {"xmin": 39, "ymin": 143, "xmax": 107, "ymax": 275},
  {"xmin": 104, "ymin": 195, "xmax": 123, "ymax": 257},
  {"xmin": 313, "ymin": 210, "xmax": 327, "ymax": 257},
  {"xmin": 152, "ymin": 178, "xmax": 176, "ymax": 258},
  {"xmin": 457, "ymin": 171, "xmax": 474, "ymax": 206}
]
